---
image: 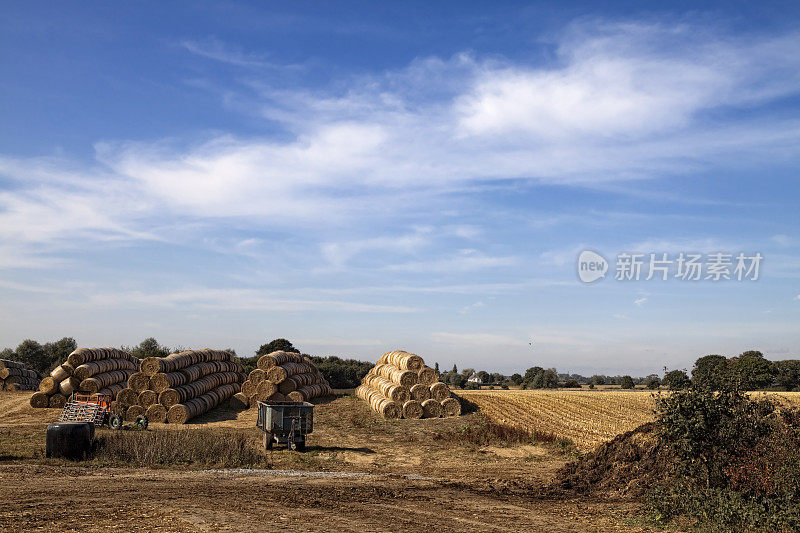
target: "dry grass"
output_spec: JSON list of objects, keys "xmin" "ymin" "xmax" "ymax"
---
[{"xmin": 93, "ymin": 428, "xmax": 271, "ymax": 468}]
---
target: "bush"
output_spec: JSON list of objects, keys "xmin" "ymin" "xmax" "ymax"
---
[
  {"xmin": 620, "ymin": 375, "xmax": 635, "ymax": 389},
  {"xmin": 647, "ymin": 387, "xmax": 800, "ymax": 530},
  {"xmin": 309, "ymin": 355, "xmax": 373, "ymax": 389},
  {"xmin": 563, "ymin": 379, "xmax": 581, "ymax": 388}
]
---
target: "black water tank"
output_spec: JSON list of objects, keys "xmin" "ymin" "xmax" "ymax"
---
[{"xmin": 46, "ymin": 422, "xmax": 94, "ymax": 460}]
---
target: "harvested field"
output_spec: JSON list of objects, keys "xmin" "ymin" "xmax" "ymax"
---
[
  {"xmin": 458, "ymin": 389, "xmax": 800, "ymax": 452},
  {"xmin": 0, "ymin": 390, "xmax": 683, "ymax": 531}
]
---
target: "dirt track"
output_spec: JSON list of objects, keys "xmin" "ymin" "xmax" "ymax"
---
[
  {"xmin": 0, "ymin": 464, "xmax": 651, "ymax": 532},
  {"xmin": 0, "ymin": 391, "xmax": 675, "ymax": 532}
]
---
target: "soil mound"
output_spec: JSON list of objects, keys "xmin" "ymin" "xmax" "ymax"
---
[{"xmin": 551, "ymin": 422, "xmax": 674, "ymax": 497}]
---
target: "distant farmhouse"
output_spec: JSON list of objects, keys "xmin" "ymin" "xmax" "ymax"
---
[{"xmin": 467, "ymin": 372, "xmax": 483, "ymax": 384}]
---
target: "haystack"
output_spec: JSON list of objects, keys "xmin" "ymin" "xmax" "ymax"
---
[
  {"xmin": 237, "ymin": 351, "xmax": 332, "ymax": 408},
  {"xmin": 30, "ymin": 348, "xmax": 136, "ymax": 407},
  {"xmin": 358, "ymin": 350, "xmax": 461, "ymax": 419},
  {"xmin": 0, "ymin": 359, "xmax": 40, "ymax": 391},
  {"xmin": 115, "ymin": 349, "xmax": 246, "ymax": 424}
]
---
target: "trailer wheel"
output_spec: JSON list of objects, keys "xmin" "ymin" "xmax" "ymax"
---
[
  {"xmin": 135, "ymin": 415, "xmax": 149, "ymax": 430},
  {"xmin": 295, "ymin": 439, "xmax": 306, "ymax": 452},
  {"xmin": 109, "ymin": 414, "xmax": 123, "ymax": 430},
  {"xmin": 263, "ymin": 432, "xmax": 274, "ymax": 450}
]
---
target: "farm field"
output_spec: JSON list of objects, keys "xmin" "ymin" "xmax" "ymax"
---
[
  {"xmin": 0, "ymin": 390, "xmax": 677, "ymax": 532},
  {"xmin": 458, "ymin": 389, "xmax": 800, "ymax": 451}
]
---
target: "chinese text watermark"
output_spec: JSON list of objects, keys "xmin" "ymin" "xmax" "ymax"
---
[{"xmin": 578, "ymin": 251, "xmax": 762, "ymax": 283}]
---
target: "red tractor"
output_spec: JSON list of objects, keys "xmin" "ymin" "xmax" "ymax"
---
[{"xmin": 58, "ymin": 393, "xmax": 148, "ymax": 430}]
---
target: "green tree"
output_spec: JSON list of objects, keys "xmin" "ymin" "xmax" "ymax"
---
[
  {"xmin": 729, "ymin": 351, "xmax": 774, "ymax": 390},
  {"xmin": 0, "ymin": 347, "xmax": 16, "ymax": 361},
  {"xmin": 434, "ymin": 362, "xmax": 439, "ymax": 374},
  {"xmin": 448, "ymin": 372, "xmax": 465, "ymax": 389},
  {"xmin": 476, "ymin": 370, "xmax": 490, "ymax": 383},
  {"xmin": 620, "ymin": 375, "xmax": 636, "ymax": 389},
  {"xmin": 256, "ymin": 338, "xmax": 299, "ymax": 356},
  {"xmin": 644, "ymin": 374, "xmax": 661, "ymax": 389},
  {"xmin": 773, "ymin": 360, "xmax": 800, "ymax": 391},
  {"xmin": 664, "ymin": 369, "xmax": 691, "ymax": 390},
  {"xmin": 590, "ymin": 375, "xmax": 606, "ymax": 386},
  {"xmin": 43, "ymin": 337, "xmax": 77, "ymax": 370},
  {"xmin": 530, "ymin": 368, "xmax": 558, "ymax": 389},
  {"xmin": 15, "ymin": 340, "xmax": 48, "ymax": 375},
  {"xmin": 451, "ymin": 364, "xmax": 457, "ymax": 374},
  {"xmin": 510, "ymin": 373, "xmax": 523, "ymax": 385},
  {"xmin": 130, "ymin": 337, "xmax": 171, "ymax": 359},
  {"xmin": 461, "ymin": 368, "xmax": 475, "ymax": 378},
  {"xmin": 692, "ymin": 354, "xmax": 730, "ymax": 390}
]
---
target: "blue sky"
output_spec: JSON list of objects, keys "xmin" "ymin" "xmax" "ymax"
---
[{"xmin": 1, "ymin": 2, "xmax": 798, "ymax": 375}]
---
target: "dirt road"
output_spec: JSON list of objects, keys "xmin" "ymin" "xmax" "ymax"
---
[{"xmin": 0, "ymin": 464, "xmax": 651, "ymax": 532}]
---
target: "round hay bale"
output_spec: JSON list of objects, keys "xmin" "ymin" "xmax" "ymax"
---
[
  {"xmin": 241, "ymin": 379, "xmax": 255, "ymax": 397},
  {"xmin": 159, "ymin": 388, "xmax": 180, "ymax": 408},
  {"xmin": 38, "ymin": 376, "xmax": 60, "ymax": 395},
  {"xmin": 145, "ymin": 403, "xmax": 167, "ymax": 423},
  {"xmin": 127, "ymin": 372, "xmax": 151, "ymax": 393},
  {"xmin": 402, "ymin": 400, "xmax": 424, "ymax": 419},
  {"xmin": 50, "ymin": 365, "xmax": 69, "ymax": 382},
  {"xmin": 116, "ymin": 387, "xmax": 138, "ymax": 407},
  {"xmin": 429, "ymin": 382, "xmax": 450, "ymax": 402},
  {"xmin": 125, "ymin": 404, "xmax": 146, "ymax": 422},
  {"xmin": 109, "ymin": 401, "xmax": 125, "ymax": 415},
  {"xmin": 265, "ymin": 366, "xmax": 288, "ymax": 384},
  {"xmin": 417, "ymin": 366, "xmax": 437, "ymax": 386},
  {"xmin": 30, "ymin": 392, "xmax": 50, "ymax": 408},
  {"xmin": 409, "ymin": 383, "xmax": 431, "ymax": 401},
  {"xmin": 441, "ymin": 397, "xmax": 461, "ymax": 417},
  {"xmin": 140, "ymin": 357, "xmax": 163, "ymax": 376},
  {"xmin": 383, "ymin": 350, "xmax": 424, "ymax": 371},
  {"xmin": 230, "ymin": 392, "xmax": 249, "ymax": 409},
  {"xmin": 278, "ymin": 379, "xmax": 296, "ymax": 395},
  {"xmin": 138, "ymin": 390, "xmax": 157, "ymax": 407},
  {"xmin": 256, "ymin": 380, "xmax": 277, "ymax": 399},
  {"xmin": 58, "ymin": 378, "xmax": 75, "ymax": 396},
  {"xmin": 248, "ymin": 368, "xmax": 266, "ymax": 384},
  {"xmin": 287, "ymin": 391, "xmax": 304, "ymax": 402},
  {"xmin": 49, "ymin": 393, "xmax": 67, "ymax": 408},
  {"xmin": 60, "ymin": 363, "xmax": 74, "ymax": 376},
  {"xmin": 256, "ymin": 354, "xmax": 278, "ymax": 370},
  {"xmin": 268, "ymin": 392, "xmax": 286, "ymax": 402},
  {"xmin": 421, "ymin": 398, "xmax": 442, "ymax": 418}
]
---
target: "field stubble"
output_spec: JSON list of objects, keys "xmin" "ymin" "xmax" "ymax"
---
[{"xmin": 457, "ymin": 389, "xmax": 800, "ymax": 451}]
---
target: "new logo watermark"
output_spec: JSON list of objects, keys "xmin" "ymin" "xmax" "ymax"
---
[
  {"xmin": 577, "ymin": 251, "xmax": 762, "ymax": 283},
  {"xmin": 577, "ymin": 250, "xmax": 608, "ymax": 283}
]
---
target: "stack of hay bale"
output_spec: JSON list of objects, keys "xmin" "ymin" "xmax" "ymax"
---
[
  {"xmin": 115, "ymin": 349, "xmax": 246, "ymax": 424},
  {"xmin": 356, "ymin": 350, "xmax": 461, "ymax": 419},
  {"xmin": 30, "ymin": 348, "xmax": 138, "ymax": 408},
  {"xmin": 234, "ymin": 351, "xmax": 332, "ymax": 409},
  {"xmin": 0, "ymin": 359, "xmax": 40, "ymax": 391}
]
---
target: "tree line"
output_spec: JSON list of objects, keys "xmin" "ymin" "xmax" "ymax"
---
[{"xmin": 3, "ymin": 336, "xmax": 795, "ymax": 392}]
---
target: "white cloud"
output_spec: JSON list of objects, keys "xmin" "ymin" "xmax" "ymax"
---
[
  {"xmin": 795, "ymin": 294, "xmax": 800, "ymax": 301},
  {"xmin": 2, "ymin": 20, "xmax": 800, "ymax": 270},
  {"xmin": 634, "ymin": 297, "xmax": 648, "ymax": 306}
]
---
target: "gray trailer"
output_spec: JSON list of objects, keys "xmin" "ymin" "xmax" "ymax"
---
[{"xmin": 256, "ymin": 401, "xmax": 314, "ymax": 451}]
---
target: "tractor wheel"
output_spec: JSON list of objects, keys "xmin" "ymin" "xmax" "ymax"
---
[
  {"xmin": 135, "ymin": 415, "xmax": 149, "ymax": 430},
  {"xmin": 109, "ymin": 414, "xmax": 123, "ymax": 430}
]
